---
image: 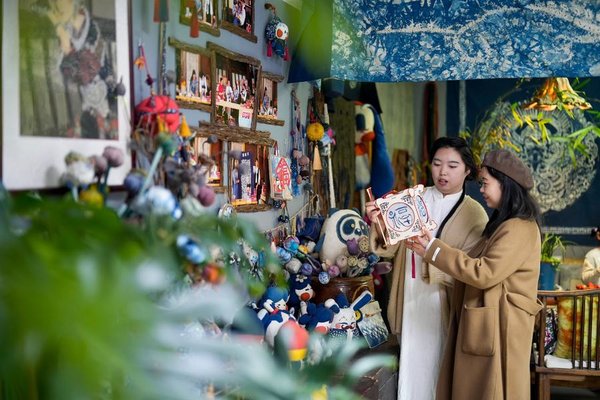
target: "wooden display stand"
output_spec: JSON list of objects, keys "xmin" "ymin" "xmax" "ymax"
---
[{"xmin": 311, "ymin": 275, "xmax": 375, "ymax": 304}]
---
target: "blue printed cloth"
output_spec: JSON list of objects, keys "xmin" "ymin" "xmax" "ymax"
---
[{"xmin": 330, "ymin": 0, "xmax": 600, "ymax": 82}]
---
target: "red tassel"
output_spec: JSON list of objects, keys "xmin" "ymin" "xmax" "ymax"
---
[
  {"xmin": 283, "ymin": 46, "xmax": 289, "ymax": 61},
  {"xmin": 190, "ymin": 6, "xmax": 199, "ymax": 37},
  {"xmin": 267, "ymin": 41, "xmax": 273, "ymax": 57},
  {"xmin": 154, "ymin": 0, "xmax": 169, "ymax": 22}
]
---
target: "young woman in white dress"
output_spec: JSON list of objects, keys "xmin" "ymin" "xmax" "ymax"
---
[{"xmin": 367, "ymin": 137, "xmax": 488, "ymax": 400}]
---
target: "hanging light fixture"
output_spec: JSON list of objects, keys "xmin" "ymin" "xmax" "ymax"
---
[{"xmin": 523, "ymin": 77, "xmax": 591, "ymax": 111}]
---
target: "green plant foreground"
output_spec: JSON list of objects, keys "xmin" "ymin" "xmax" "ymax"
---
[
  {"xmin": 0, "ymin": 187, "xmax": 394, "ymax": 400},
  {"xmin": 540, "ymin": 233, "xmax": 569, "ymax": 269}
]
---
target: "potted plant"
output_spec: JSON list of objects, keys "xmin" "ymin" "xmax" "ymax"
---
[{"xmin": 538, "ymin": 233, "xmax": 568, "ymax": 290}]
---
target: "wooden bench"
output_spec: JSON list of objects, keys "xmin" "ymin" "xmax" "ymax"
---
[{"xmin": 533, "ymin": 289, "xmax": 600, "ymax": 400}]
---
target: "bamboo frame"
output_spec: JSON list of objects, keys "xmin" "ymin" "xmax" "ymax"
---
[
  {"xmin": 257, "ymin": 71, "xmax": 285, "ymax": 126},
  {"xmin": 220, "ymin": 0, "xmax": 257, "ymax": 43},
  {"xmin": 169, "ymin": 37, "xmax": 214, "ymax": 113},
  {"xmin": 208, "ymin": 42, "xmax": 262, "ymax": 130},
  {"xmin": 179, "ymin": 0, "xmax": 220, "ymax": 37}
]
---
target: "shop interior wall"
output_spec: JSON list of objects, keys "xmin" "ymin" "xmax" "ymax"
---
[{"xmin": 131, "ymin": 0, "xmax": 311, "ymax": 231}]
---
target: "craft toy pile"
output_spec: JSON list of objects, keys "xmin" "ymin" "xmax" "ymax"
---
[{"xmin": 244, "ymin": 208, "xmax": 393, "ymax": 352}]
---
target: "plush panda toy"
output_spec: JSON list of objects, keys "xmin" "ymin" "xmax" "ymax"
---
[{"xmin": 315, "ymin": 208, "xmax": 369, "ymax": 265}]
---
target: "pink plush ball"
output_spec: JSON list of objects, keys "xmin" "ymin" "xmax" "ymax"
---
[
  {"xmin": 197, "ymin": 185, "xmax": 216, "ymax": 206},
  {"xmin": 328, "ymin": 265, "xmax": 340, "ymax": 278}
]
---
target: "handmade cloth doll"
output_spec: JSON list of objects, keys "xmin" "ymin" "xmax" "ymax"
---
[
  {"xmin": 315, "ymin": 208, "xmax": 370, "ymax": 265},
  {"xmin": 288, "ymin": 274, "xmax": 315, "ymax": 313},
  {"xmin": 264, "ymin": 3, "xmax": 289, "ymax": 60},
  {"xmin": 255, "ymin": 286, "xmax": 293, "ymax": 347},
  {"xmin": 325, "ymin": 291, "xmax": 372, "ymax": 342},
  {"xmin": 355, "ymin": 104, "xmax": 376, "ymax": 190}
]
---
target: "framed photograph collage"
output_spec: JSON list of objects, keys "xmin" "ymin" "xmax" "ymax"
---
[{"xmin": 167, "ymin": 0, "xmax": 286, "ymax": 211}]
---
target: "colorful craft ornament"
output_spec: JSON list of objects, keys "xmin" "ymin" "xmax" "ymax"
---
[
  {"xmin": 135, "ymin": 95, "xmax": 180, "ymax": 136},
  {"xmin": 188, "ymin": 0, "xmax": 200, "ymax": 37},
  {"xmin": 179, "ymin": 114, "xmax": 192, "ymax": 138},
  {"xmin": 154, "ymin": 0, "xmax": 169, "ymax": 22},
  {"xmin": 307, "ymin": 122, "xmax": 324, "ymax": 141},
  {"xmin": 312, "ymin": 146, "xmax": 322, "ymax": 171},
  {"xmin": 264, "ymin": 3, "xmax": 289, "ymax": 60}
]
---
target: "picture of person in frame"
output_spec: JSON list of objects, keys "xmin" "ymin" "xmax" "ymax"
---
[{"xmin": 20, "ymin": 0, "xmax": 120, "ymax": 139}]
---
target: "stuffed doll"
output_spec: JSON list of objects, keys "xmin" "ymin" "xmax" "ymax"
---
[
  {"xmin": 325, "ymin": 291, "xmax": 373, "ymax": 343},
  {"xmin": 315, "ymin": 208, "xmax": 370, "ymax": 265},
  {"xmin": 288, "ymin": 274, "xmax": 315, "ymax": 313},
  {"xmin": 298, "ymin": 301, "xmax": 334, "ymax": 335},
  {"xmin": 255, "ymin": 286, "xmax": 293, "ymax": 347},
  {"xmin": 355, "ymin": 104, "xmax": 375, "ymax": 190},
  {"xmin": 264, "ymin": 3, "xmax": 289, "ymax": 60}
]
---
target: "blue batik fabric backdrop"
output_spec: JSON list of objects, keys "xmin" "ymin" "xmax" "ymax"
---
[{"xmin": 331, "ymin": 0, "xmax": 600, "ymax": 82}]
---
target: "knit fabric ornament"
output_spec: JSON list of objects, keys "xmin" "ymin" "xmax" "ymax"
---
[
  {"xmin": 307, "ymin": 122, "xmax": 324, "ymax": 141},
  {"xmin": 264, "ymin": 3, "xmax": 289, "ymax": 60}
]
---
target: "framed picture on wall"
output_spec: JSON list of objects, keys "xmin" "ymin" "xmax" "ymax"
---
[
  {"xmin": 208, "ymin": 42, "xmax": 261, "ymax": 130},
  {"xmin": 229, "ymin": 142, "xmax": 270, "ymax": 208},
  {"xmin": 257, "ymin": 72, "xmax": 284, "ymax": 126},
  {"xmin": 169, "ymin": 37, "xmax": 214, "ymax": 113},
  {"xmin": 1, "ymin": 0, "xmax": 132, "ymax": 190},
  {"xmin": 194, "ymin": 134, "xmax": 225, "ymax": 191},
  {"xmin": 195, "ymin": 121, "xmax": 274, "ymax": 212},
  {"xmin": 179, "ymin": 0, "xmax": 220, "ymax": 37},
  {"xmin": 221, "ymin": 0, "xmax": 256, "ymax": 43}
]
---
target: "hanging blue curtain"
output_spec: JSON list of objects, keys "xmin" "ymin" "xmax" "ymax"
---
[{"xmin": 289, "ymin": 0, "xmax": 600, "ymax": 83}]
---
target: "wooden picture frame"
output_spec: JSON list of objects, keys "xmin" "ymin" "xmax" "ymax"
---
[
  {"xmin": 195, "ymin": 121, "xmax": 274, "ymax": 212},
  {"xmin": 257, "ymin": 72, "xmax": 284, "ymax": 126},
  {"xmin": 229, "ymin": 142, "xmax": 270, "ymax": 210},
  {"xmin": 169, "ymin": 37, "xmax": 214, "ymax": 113},
  {"xmin": 221, "ymin": 0, "xmax": 257, "ymax": 43},
  {"xmin": 179, "ymin": 0, "xmax": 220, "ymax": 37},
  {"xmin": 192, "ymin": 130, "xmax": 226, "ymax": 193},
  {"xmin": 208, "ymin": 42, "xmax": 261, "ymax": 130},
  {"xmin": 1, "ymin": 0, "xmax": 132, "ymax": 190}
]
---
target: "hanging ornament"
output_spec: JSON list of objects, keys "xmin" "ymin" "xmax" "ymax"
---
[
  {"xmin": 189, "ymin": 0, "xmax": 200, "ymax": 38},
  {"xmin": 264, "ymin": 3, "xmax": 289, "ymax": 60},
  {"xmin": 312, "ymin": 145, "xmax": 322, "ymax": 171},
  {"xmin": 523, "ymin": 77, "xmax": 591, "ymax": 111},
  {"xmin": 179, "ymin": 114, "xmax": 192, "ymax": 138},
  {"xmin": 154, "ymin": 0, "xmax": 169, "ymax": 23},
  {"xmin": 307, "ymin": 122, "xmax": 324, "ymax": 141}
]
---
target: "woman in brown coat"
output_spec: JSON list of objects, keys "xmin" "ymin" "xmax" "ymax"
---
[
  {"xmin": 367, "ymin": 137, "xmax": 488, "ymax": 400},
  {"xmin": 408, "ymin": 149, "xmax": 542, "ymax": 400}
]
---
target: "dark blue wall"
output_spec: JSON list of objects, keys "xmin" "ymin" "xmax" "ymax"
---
[{"xmin": 447, "ymin": 79, "xmax": 600, "ymax": 246}]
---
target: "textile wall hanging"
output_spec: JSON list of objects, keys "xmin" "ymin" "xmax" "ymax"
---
[
  {"xmin": 289, "ymin": 0, "xmax": 600, "ymax": 82},
  {"xmin": 476, "ymin": 102, "xmax": 598, "ymax": 213}
]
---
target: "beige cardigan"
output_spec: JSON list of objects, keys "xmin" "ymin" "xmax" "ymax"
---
[{"xmin": 370, "ymin": 192, "xmax": 488, "ymax": 336}]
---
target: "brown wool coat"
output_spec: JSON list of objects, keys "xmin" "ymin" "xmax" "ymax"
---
[
  {"xmin": 370, "ymin": 193, "xmax": 488, "ymax": 337},
  {"xmin": 424, "ymin": 218, "xmax": 542, "ymax": 400}
]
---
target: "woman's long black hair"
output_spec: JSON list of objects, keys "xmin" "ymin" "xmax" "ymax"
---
[
  {"xmin": 429, "ymin": 137, "xmax": 478, "ymax": 181},
  {"xmin": 482, "ymin": 166, "xmax": 541, "ymax": 238}
]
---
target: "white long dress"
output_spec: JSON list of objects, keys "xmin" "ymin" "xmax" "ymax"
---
[{"xmin": 397, "ymin": 187, "xmax": 463, "ymax": 400}]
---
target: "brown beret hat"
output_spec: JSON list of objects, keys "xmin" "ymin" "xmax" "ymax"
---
[{"xmin": 481, "ymin": 149, "xmax": 534, "ymax": 190}]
